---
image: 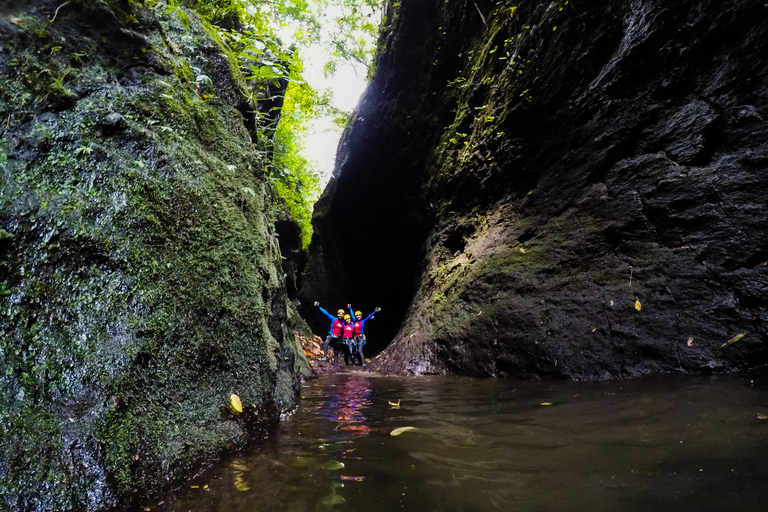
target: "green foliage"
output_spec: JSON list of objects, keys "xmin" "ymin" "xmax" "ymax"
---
[
  {"xmin": 270, "ymin": 50, "xmax": 321, "ymax": 248},
  {"xmin": 163, "ymin": 0, "xmax": 382, "ymax": 247}
]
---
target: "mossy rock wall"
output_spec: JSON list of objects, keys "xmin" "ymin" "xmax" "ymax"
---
[
  {"xmin": 0, "ymin": 1, "xmax": 311, "ymax": 509},
  {"xmin": 303, "ymin": 0, "xmax": 768, "ymax": 377}
]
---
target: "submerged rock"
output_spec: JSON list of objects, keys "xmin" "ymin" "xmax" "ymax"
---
[
  {"xmin": 0, "ymin": 1, "xmax": 311, "ymax": 509},
  {"xmin": 302, "ymin": 0, "xmax": 768, "ymax": 378}
]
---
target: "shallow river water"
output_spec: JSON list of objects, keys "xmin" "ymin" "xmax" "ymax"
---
[{"xmin": 146, "ymin": 370, "xmax": 768, "ymax": 512}]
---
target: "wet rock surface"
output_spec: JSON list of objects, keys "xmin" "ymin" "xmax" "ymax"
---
[
  {"xmin": 303, "ymin": 0, "xmax": 768, "ymax": 377},
  {"xmin": 0, "ymin": 1, "xmax": 311, "ymax": 510}
]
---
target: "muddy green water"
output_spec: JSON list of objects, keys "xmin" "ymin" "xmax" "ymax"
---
[{"xmin": 145, "ymin": 371, "xmax": 768, "ymax": 512}]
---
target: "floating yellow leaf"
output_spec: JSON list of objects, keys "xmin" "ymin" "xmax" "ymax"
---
[
  {"xmin": 687, "ymin": 337, "xmax": 694, "ymax": 347},
  {"xmin": 390, "ymin": 426, "xmax": 417, "ymax": 436},
  {"xmin": 757, "ymin": 413, "xmax": 768, "ymax": 420},
  {"xmin": 388, "ymin": 399, "xmax": 401, "ymax": 408},
  {"xmin": 540, "ymin": 402, "xmax": 553, "ymax": 406},
  {"xmin": 230, "ymin": 394, "xmax": 243, "ymax": 414},
  {"xmin": 635, "ymin": 299, "xmax": 642, "ymax": 311},
  {"xmin": 721, "ymin": 332, "xmax": 746, "ymax": 349}
]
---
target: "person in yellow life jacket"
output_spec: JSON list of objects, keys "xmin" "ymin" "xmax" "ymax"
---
[
  {"xmin": 314, "ymin": 301, "xmax": 345, "ymax": 363},
  {"xmin": 348, "ymin": 304, "xmax": 381, "ymax": 367}
]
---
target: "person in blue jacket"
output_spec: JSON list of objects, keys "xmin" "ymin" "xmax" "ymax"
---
[
  {"xmin": 314, "ymin": 301, "xmax": 345, "ymax": 363},
  {"xmin": 348, "ymin": 304, "xmax": 381, "ymax": 366}
]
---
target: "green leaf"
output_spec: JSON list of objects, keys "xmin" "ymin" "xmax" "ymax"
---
[{"xmin": 176, "ymin": 9, "xmax": 190, "ymax": 30}]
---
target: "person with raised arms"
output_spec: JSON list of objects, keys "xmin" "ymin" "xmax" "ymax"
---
[
  {"xmin": 348, "ymin": 304, "xmax": 381, "ymax": 367},
  {"xmin": 314, "ymin": 301, "xmax": 345, "ymax": 364}
]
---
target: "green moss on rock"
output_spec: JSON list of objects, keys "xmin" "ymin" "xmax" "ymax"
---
[{"xmin": 0, "ymin": 1, "xmax": 311, "ymax": 510}]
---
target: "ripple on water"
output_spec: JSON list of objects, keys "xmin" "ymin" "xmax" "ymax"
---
[{"xmin": 142, "ymin": 371, "xmax": 768, "ymax": 512}]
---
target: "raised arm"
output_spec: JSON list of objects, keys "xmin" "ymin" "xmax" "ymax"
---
[
  {"xmin": 315, "ymin": 301, "xmax": 335, "ymax": 321},
  {"xmin": 363, "ymin": 307, "xmax": 381, "ymax": 324}
]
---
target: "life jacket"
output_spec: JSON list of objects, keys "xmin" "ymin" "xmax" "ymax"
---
[
  {"xmin": 342, "ymin": 322, "xmax": 355, "ymax": 338},
  {"xmin": 331, "ymin": 319, "xmax": 344, "ymax": 337}
]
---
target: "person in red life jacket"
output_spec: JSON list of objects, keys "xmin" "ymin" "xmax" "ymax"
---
[
  {"xmin": 314, "ymin": 301, "xmax": 345, "ymax": 363},
  {"xmin": 341, "ymin": 314, "xmax": 356, "ymax": 365},
  {"xmin": 348, "ymin": 304, "xmax": 381, "ymax": 366}
]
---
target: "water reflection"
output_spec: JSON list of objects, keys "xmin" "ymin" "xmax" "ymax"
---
[
  {"xmin": 229, "ymin": 459, "xmax": 250, "ymax": 492},
  {"xmin": 142, "ymin": 371, "xmax": 768, "ymax": 512},
  {"xmin": 320, "ymin": 375, "xmax": 373, "ymax": 439}
]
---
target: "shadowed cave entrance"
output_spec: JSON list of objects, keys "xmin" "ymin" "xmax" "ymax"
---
[{"xmin": 299, "ymin": 132, "xmax": 431, "ymax": 355}]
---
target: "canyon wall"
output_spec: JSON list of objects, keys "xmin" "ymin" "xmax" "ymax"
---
[
  {"xmin": 302, "ymin": 0, "xmax": 768, "ymax": 377},
  {"xmin": 0, "ymin": 1, "xmax": 311, "ymax": 509}
]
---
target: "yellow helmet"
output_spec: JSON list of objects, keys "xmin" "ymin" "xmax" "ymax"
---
[
  {"xmin": 343, "ymin": 314, "xmax": 351, "ymax": 320},
  {"xmin": 354, "ymin": 311, "xmax": 362, "ymax": 317},
  {"xmin": 337, "ymin": 309, "xmax": 345, "ymax": 315}
]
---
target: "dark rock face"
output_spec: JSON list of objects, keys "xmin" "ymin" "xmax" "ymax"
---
[
  {"xmin": 0, "ymin": 1, "xmax": 311, "ymax": 509},
  {"xmin": 302, "ymin": 0, "xmax": 768, "ymax": 377}
]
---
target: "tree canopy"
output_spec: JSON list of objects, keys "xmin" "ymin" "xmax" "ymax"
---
[{"xmin": 159, "ymin": 0, "xmax": 383, "ymax": 247}]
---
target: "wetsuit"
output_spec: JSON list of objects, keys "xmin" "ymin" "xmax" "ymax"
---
[
  {"xmin": 342, "ymin": 321, "xmax": 356, "ymax": 365},
  {"xmin": 350, "ymin": 308, "xmax": 376, "ymax": 366},
  {"xmin": 318, "ymin": 306, "xmax": 344, "ymax": 363}
]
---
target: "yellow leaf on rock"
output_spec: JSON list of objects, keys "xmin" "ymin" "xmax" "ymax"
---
[
  {"xmin": 390, "ymin": 426, "xmax": 416, "ymax": 436},
  {"xmin": 721, "ymin": 332, "xmax": 746, "ymax": 349},
  {"xmin": 635, "ymin": 299, "xmax": 642, "ymax": 311},
  {"xmin": 230, "ymin": 394, "xmax": 243, "ymax": 414},
  {"xmin": 540, "ymin": 402, "xmax": 553, "ymax": 406},
  {"xmin": 687, "ymin": 337, "xmax": 694, "ymax": 347}
]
